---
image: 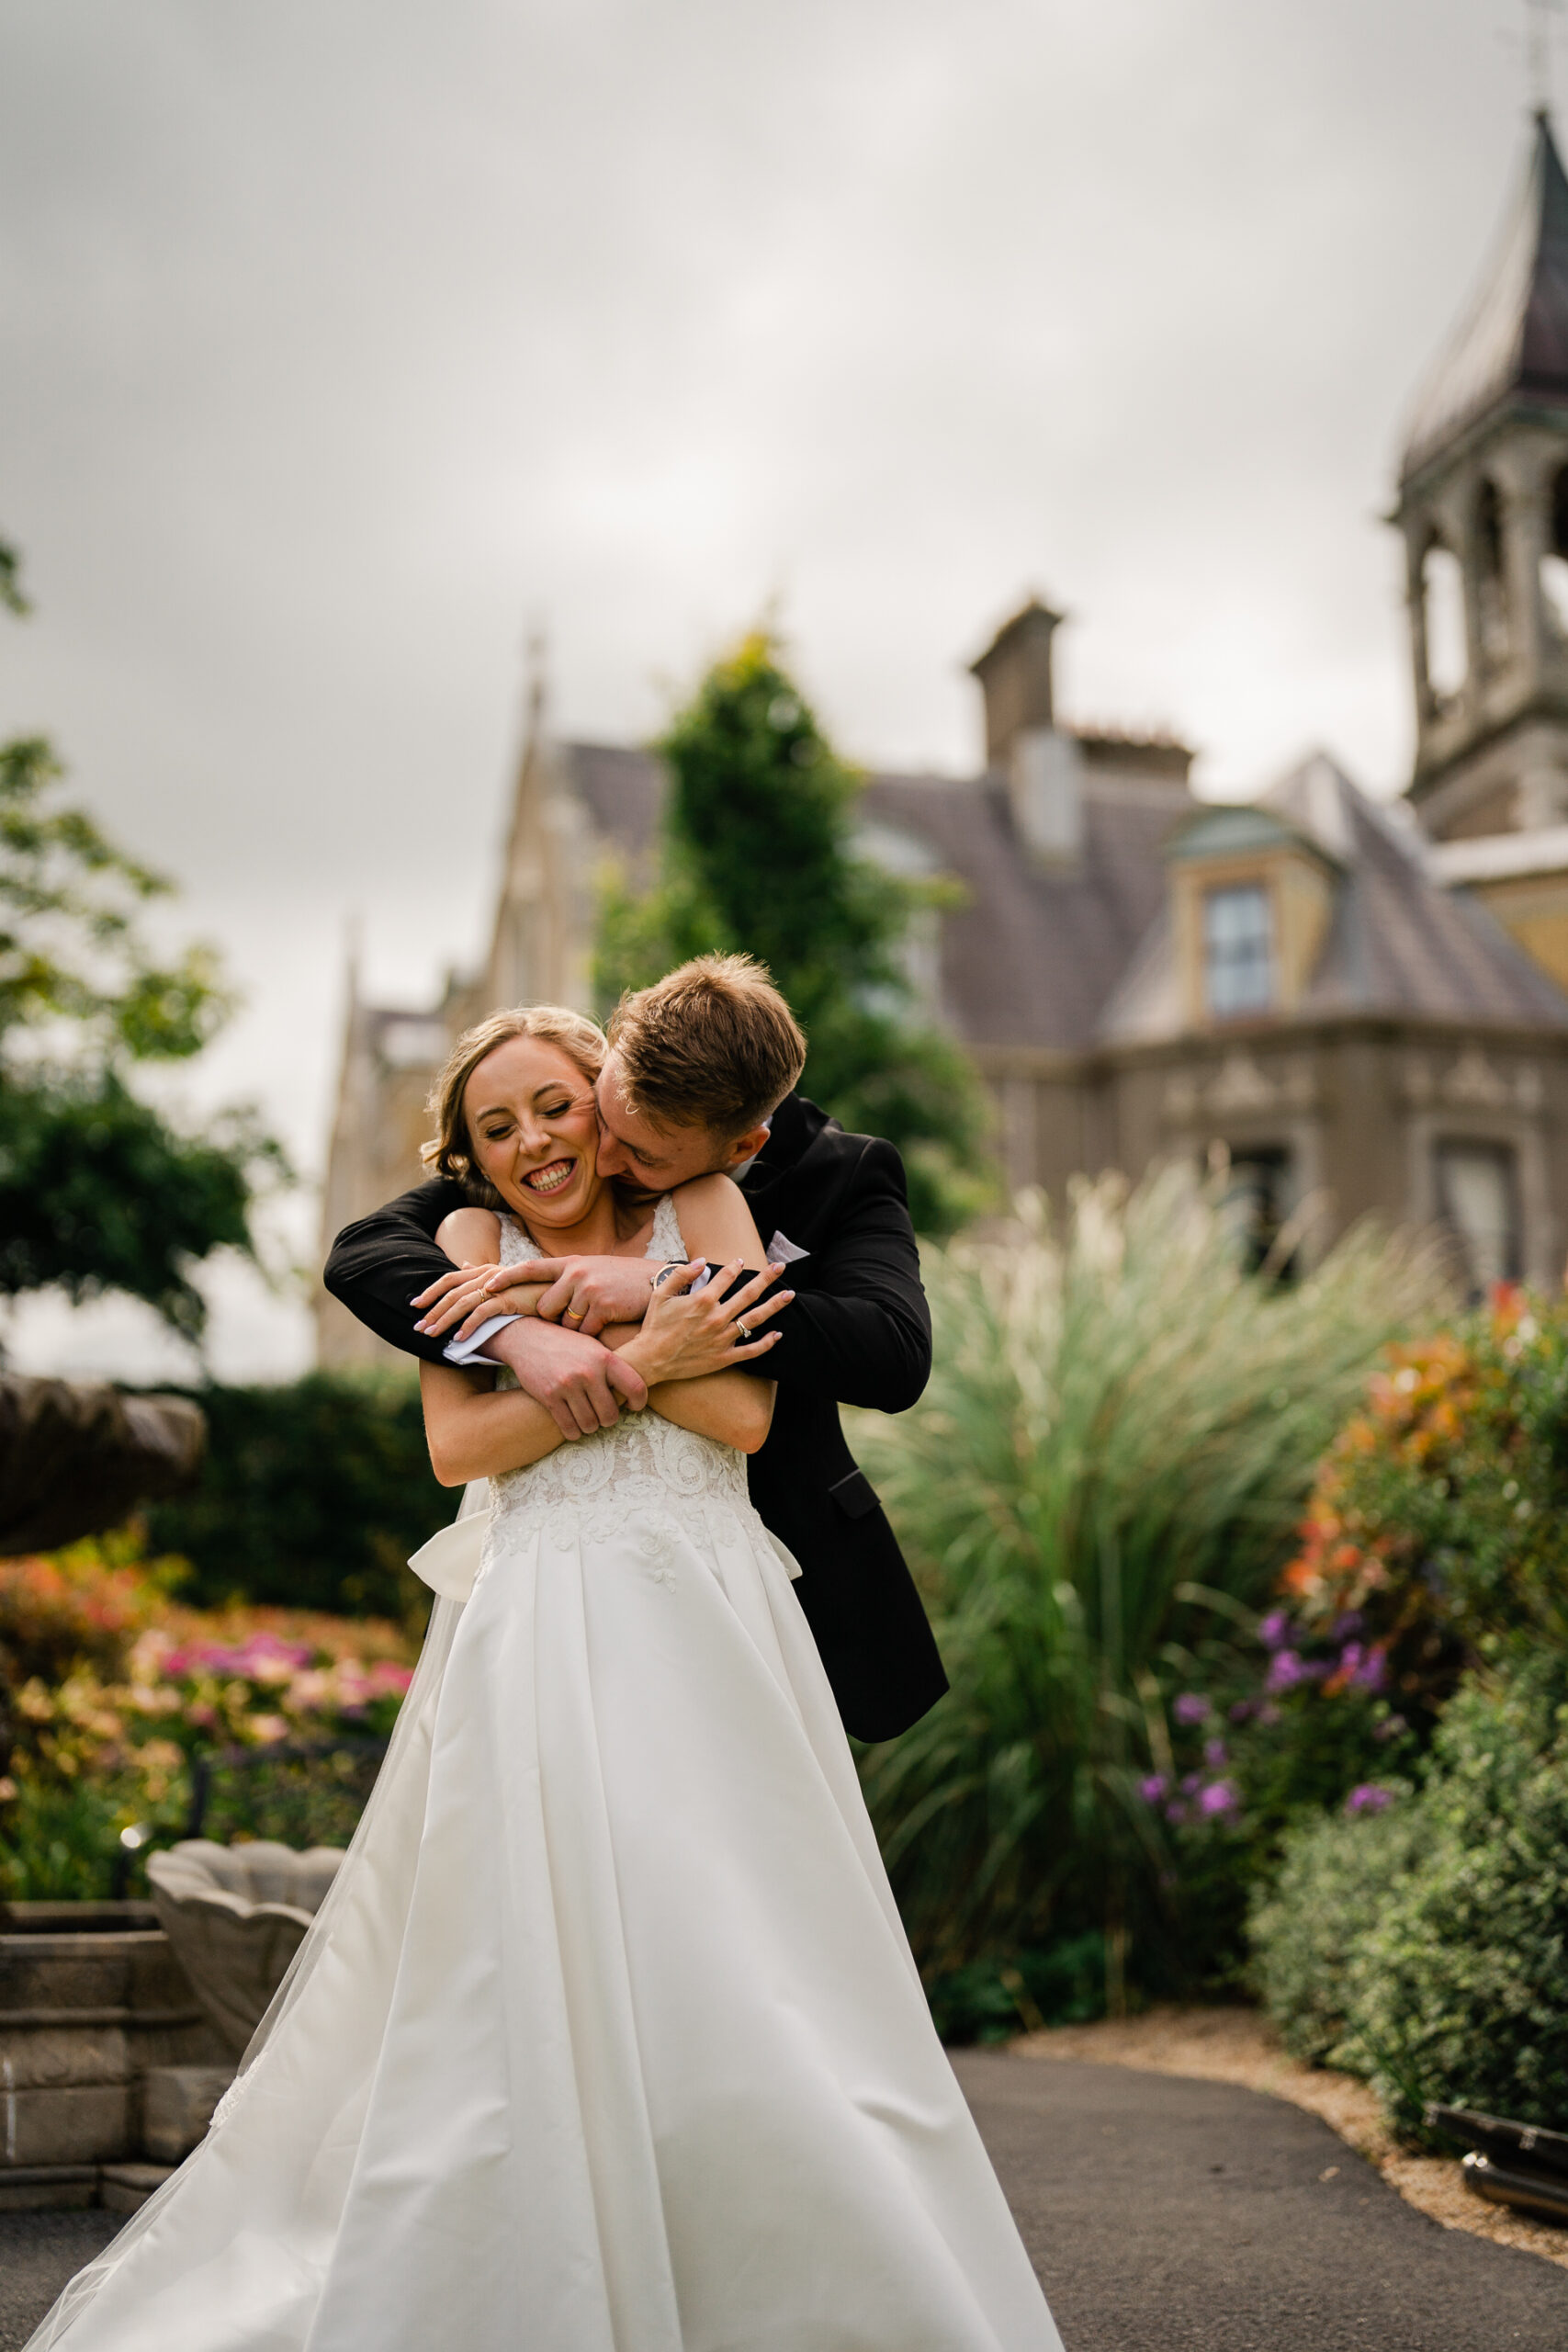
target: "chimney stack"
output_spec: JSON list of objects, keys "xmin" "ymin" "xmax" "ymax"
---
[
  {"xmin": 970, "ymin": 594, "xmax": 1082, "ymax": 865},
  {"xmin": 969, "ymin": 595, "xmax": 1064, "ymax": 764}
]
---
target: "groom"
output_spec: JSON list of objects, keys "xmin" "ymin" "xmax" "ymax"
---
[{"xmin": 322, "ymin": 954, "xmax": 947, "ymax": 1744}]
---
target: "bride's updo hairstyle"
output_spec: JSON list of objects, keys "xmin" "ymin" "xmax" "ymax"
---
[{"xmin": 422, "ymin": 1005, "xmax": 607, "ymax": 1206}]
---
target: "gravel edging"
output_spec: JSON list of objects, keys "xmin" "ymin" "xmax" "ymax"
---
[{"xmin": 1010, "ymin": 2004, "xmax": 1568, "ymax": 2273}]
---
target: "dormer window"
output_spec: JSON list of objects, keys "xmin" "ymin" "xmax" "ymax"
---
[{"xmin": 1202, "ymin": 883, "xmax": 1274, "ymax": 1018}]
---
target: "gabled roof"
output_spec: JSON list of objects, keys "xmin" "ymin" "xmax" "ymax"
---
[
  {"xmin": 1165, "ymin": 800, "xmax": 1341, "ymax": 872},
  {"xmin": 1100, "ymin": 755, "xmax": 1568, "ymax": 1043},
  {"xmin": 1401, "ymin": 112, "xmax": 1568, "ymax": 482}
]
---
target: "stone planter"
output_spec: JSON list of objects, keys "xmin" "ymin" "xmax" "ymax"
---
[
  {"xmin": 147, "ymin": 1841, "xmax": 344, "ymax": 2061},
  {"xmin": 0, "ymin": 1901, "xmax": 229, "ymax": 2210}
]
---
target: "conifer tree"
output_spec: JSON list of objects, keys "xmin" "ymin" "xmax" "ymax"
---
[{"xmin": 595, "ymin": 634, "xmax": 988, "ymax": 1233}]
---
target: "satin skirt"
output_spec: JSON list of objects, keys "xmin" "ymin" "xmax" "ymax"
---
[{"xmin": 28, "ymin": 1455, "xmax": 1061, "ymax": 2351}]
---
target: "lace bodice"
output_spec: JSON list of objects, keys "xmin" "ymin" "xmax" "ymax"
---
[{"xmin": 487, "ymin": 1193, "xmax": 756, "ymax": 1551}]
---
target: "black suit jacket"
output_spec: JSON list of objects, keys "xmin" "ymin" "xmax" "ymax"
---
[{"xmin": 321, "ymin": 1092, "xmax": 949, "ymax": 1742}]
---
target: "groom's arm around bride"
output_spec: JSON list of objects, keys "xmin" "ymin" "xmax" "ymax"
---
[{"xmin": 323, "ymin": 956, "xmax": 948, "ymax": 1743}]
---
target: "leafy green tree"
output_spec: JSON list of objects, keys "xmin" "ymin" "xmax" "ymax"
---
[
  {"xmin": 595, "ymin": 633, "xmax": 988, "ymax": 1233},
  {"xmin": 0, "ymin": 548, "xmax": 285, "ymax": 1342}
]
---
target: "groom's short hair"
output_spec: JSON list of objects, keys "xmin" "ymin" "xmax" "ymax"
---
[{"xmin": 609, "ymin": 955, "xmax": 807, "ymax": 1136}]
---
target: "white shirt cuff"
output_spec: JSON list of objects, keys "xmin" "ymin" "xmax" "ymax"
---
[{"xmin": 443, "ymin": 1312, "xmax": 522, "ymax": 1365}]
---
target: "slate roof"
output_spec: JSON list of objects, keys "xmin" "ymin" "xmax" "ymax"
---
[
  {"xmin": 863, "ymin": 773, "xmax": 1184, "ymax": 1050},
  {"xmin": 563, "ymin": 740, "xmax": 1188, "ymax": 1054},
  {"xmin": 565, "ymin": 741, "xmax": 664, "ymax": 873},
  {"xmin": 1100, "ymin": 757, "xmax": 1568, "ymax": 1045},
  {"xmin": 1402, "ymin": 111, "xmax": 1568, "ymax": 481}
]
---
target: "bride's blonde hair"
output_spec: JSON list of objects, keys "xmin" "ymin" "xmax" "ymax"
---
[{"xmin": 422, "ymin": 1005, "xmax": 607, "ymax": 1205}]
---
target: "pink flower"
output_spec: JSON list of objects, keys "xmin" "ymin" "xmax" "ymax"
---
[
  {"xmin": 1346, "ymin": 1783, "xmax": 1393, "ymax": 1815},
  {"xmin": 1173, "ymin": 1693, "xmax": 1211, "ymax": 1724},
  {"xmin": 1198, "ymin": 1781, "xmax": 1239, "ymax": 1818},
  {"xmin": 1139, "ymin": 1773, "xmax": 1168, "ymax": 1803}
]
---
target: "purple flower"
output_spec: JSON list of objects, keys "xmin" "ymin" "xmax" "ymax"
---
[
  {"xmin": 1179, "ymin": 1771, "xmax": 1204, "ymax": 1795},
  {"xmin": 1198, "ymin": 1781, "xmax": 1240, "ymax": 1818},
  {"xmin": 1332, "ymin": 1611, "xmax": 1364, "ymax": 1640},
  {"xmin": 1337, "ymin": 1643, "xmax": 1364, "ymax": 1679},
  {"xmin": 1173, "ymin": 1692, "xmax": 1212, "ymax": 1724},
  {"xmin": 1229, "ymin": 1699, "xmax": 1256, "ymax": 1724},
  {"xmin": 1164, "ymin": 1800, "xmax": 1190, "ymax": 1826},
  {"xmin": 1258, "ymin": 1611, "xmax": 1292, "ymax": 1651},
  {"xmin": 1266, "ymin": 1650, "xmax": 1307, "ymax": 1692},
  {"xmin": 1346, "ymin": 1783, "xmax": 1393, "ymax": 1816},
  {"xmin": 1354, "ymin": 1649, "xmax": 1388, "ymax": 1694},
  {"xmin": 1138, "ymin": 1773, "xmax": 1168, "ymax": 1803},
  {"xmin": 1203, "ymin": 1737, "xmax": 1229, "ymax": 1769}
]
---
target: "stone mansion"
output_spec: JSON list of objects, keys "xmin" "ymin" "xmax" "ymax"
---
[{"xmin": 317, "ymin": 111, "xmax": 1568, "ymax": 1367}]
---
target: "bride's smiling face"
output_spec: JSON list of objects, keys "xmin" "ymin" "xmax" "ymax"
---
[{"xmin": 462, "ymin": 1035, "xmax": 604, "ymax": 1227}]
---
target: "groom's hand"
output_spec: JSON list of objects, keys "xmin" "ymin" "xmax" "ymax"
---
[
  {"xmin": 486, "ymin": 1319, "xmax": 649, "ymax": 1439},
  {"xmin": 490, "ymin": 1254, "xmax": 660, "ymax": 1338}
]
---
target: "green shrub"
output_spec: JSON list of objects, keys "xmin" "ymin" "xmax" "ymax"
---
[
  {"xmin": 0, "ymin": 1772, "xmax": 183, "ymax": 1901},
  {"xmin": 1252, "ymin": 1661, "xmax": 1568, "ymax": 2134},
  {"xmin": 1347, "ymin": 1664, "xmax": 1568, "ymax": 2133},
  {"xmin": 852, "ymin": 1170, "xmax": 1443, "ymax": 2001},
  {"xmin": 1248, "ymin": 1791, "xmax": 1421, "ymax": 2065},
  {"xmin": 928, "ymin": 1933, "xmax": 1107, "ymax": 2046},
  {"xmin": 144, "ymin": 1372, "xmax": 448, "ymax": 1621}
]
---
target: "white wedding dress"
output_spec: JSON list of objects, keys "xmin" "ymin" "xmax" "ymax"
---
[{"xmin": 29, "ymin": 1200, "xmax": 1061, "ymax": 2352}]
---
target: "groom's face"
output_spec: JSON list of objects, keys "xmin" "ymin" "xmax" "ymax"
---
[{"xmin": 592, "ymin": 1054, "xmax": 767, "ymax": 1193}]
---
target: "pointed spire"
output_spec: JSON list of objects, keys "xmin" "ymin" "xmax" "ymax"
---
[
  {"xmin": 525, "ymin": 624, "xmax": 549, "ymax": 746},
  {"xmin": 1401, "ymin": 112, "xmax": 1568, "ymax": 481}
]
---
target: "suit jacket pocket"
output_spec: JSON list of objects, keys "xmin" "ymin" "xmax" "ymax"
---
[{"xmin": 828, "ymin": 1467, "xmax": 881, "ymax": 1521}]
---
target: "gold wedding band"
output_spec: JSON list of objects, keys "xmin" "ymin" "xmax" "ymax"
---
[
  {"xmin": 735, "ymin": 1320, "xmax": 752, "ymax": 1344},
  {"xmin": 565, "ymin": 1307, "xmax": 585, "ymax": 1323}
]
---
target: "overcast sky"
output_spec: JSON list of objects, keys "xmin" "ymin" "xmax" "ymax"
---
[{"xmin": 0, "ymin": 0, "xmax": 1548, "ymax": 1379}]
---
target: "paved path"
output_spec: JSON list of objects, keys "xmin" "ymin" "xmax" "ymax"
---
[
  {"xmin": 0, "ymin": 2055, "xmax": 1564, "ymax": 2347},
  {"xmin": 0, "ymin": 2212, "xmax": 117, "ymax": 2350},
  {"xmin": 955, "ymin": 2048, "xmax": 1568, "ymax": 2351}
]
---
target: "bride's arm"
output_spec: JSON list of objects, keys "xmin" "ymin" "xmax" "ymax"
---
[
  {"xmin": 429, "ymin": 1206, "xmax": 549, "ymax": 1325},
  {"xmin": 419, "ymin": 1358, "xmax": 570, "ymax": 1487},
  {"xmin": 420, "ymin": 1208, "xmax": 568, "ymax": 1485},
  {"xmin": 615, "ymin": 1175, "xmax": 779, "ymax": 1453}
]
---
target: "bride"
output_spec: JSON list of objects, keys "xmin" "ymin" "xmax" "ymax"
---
[{"xmin": 29, "ymin": 1005, "xmax": 1062, "ymax": 2352}]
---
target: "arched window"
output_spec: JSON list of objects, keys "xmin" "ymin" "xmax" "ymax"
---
[
  {"xmin": 1542, "ymin": 465, "xmax": 1568, "ymax": 636},
  {"xmin": 1422, "ymin": 537, "xmax": 1467, "ymax": 702},
  {"xmin": 1476, "ymin": 478, "xmax": 1508, "ymax": 667}
]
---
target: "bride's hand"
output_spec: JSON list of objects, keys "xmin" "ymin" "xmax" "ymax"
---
[
  {"xmin": 626, "ymin": 1261, "xmax": 790, "ymax": 1385},
  {"xmin": 413, "ymin": 1263, "xmax": 542, "ymax": 1339}
]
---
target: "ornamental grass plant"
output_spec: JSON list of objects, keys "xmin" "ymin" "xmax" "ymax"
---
[{"xmin": 852, "ymin": 1169, "xmax": 1446, "ymax": 2012}]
